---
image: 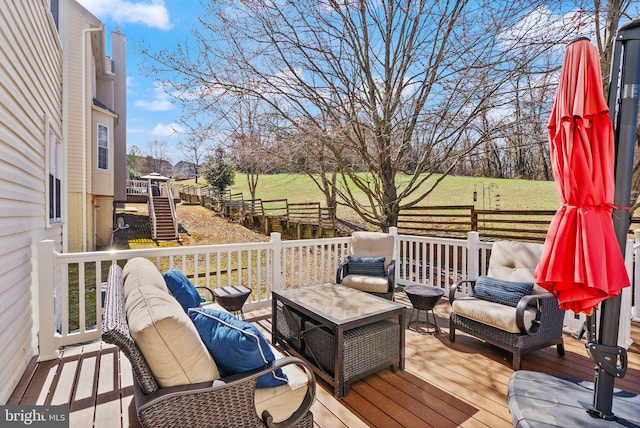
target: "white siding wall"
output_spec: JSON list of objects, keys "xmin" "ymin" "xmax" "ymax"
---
[
  {"xmin": 0, "ymin": 2, "xmax": 63, "ymax": 403},
  {"xmin": 112, "ymin": 30, "xmax": 127, "ymax": 202},
  {"xmin": 61, "ymin": 0, "xmax": 104, "ymax": 251}
]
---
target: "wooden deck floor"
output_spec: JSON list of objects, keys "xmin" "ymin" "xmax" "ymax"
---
[{"xmin": 9, "ymin": 294, "xmax": 640, "ymax": 428}]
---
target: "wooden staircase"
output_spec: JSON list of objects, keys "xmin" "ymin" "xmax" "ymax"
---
[{"xmin": 150, "ymin": 196, "xmax": 180, "ymax": 242}]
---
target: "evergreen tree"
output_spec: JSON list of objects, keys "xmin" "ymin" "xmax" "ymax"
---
[{"xmin": 202, "ymin": 147, "xmax": 235, "ymax": 192}]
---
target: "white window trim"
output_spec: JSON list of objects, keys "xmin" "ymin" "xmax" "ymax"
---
[
  {"xmin": 97, "ymin": 123, "xmax": 109, "ymax": 171},
  {"xmin": 45, "ymin": 116, "xmax": 63, "ymax": 226}
]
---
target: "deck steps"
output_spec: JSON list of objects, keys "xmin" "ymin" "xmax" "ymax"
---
[{"xmin": 150, "ymin": 197, "xmax": 180, "ymax": 242}]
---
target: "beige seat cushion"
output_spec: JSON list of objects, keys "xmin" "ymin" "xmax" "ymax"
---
[
  {"xmin": 125, "ymin": 285, "xmax": 220, "ymax": 387},
  {"xmin": 342, "ymin": 274, "xmax": 389, "ymax": 293},
  {"xmin": 255, "ymin": 348, "xmax": 309, "ymax": 423},
  {"xmin": 123, "ymin": 257, "xmax": 168, "ymax": 297},
  {"xmin": 452, "ymin": 296, "xmax": 537, "ymax": 334}
]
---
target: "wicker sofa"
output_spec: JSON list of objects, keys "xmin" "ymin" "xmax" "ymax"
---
[
  {"xmin": 102, "ymin": 258, "xmax": 315, "ymax": 428},
  {"xmin": 449, "ymin": 241, "xmax": 565, "ymax": 370}
]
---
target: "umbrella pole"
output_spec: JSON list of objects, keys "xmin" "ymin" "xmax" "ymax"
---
[{"xmin": 592, "ymin": 19, "xmax": 640, "ymax": 419}]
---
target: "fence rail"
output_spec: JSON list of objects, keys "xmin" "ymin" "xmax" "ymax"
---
[
  {"xmin": 398, "ymin": 206, "xmax": 639, "ymax": 243},
  {"xmin": 178, "ymin": 185, "xmax": 337, "ymax": 239},
  {"xmin": 473, "ymin": 210, "xmax": 557, "ymax": 242},
  {"xmin": 397, "ymin": 206, "xmax": 474, "ymax": 237}
]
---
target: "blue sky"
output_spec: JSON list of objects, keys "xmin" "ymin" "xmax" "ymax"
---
[
  {"xmin": 77, "ymin": 0, "xmax": 204, "ymax": 164},
  {"xmin": 76, "ymin": 0, "xmax": 640, "ymax": 166}
]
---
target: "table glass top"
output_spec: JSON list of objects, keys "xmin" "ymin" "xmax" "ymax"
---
[{"xmin": 273, "ymin": 283, "xmax": 403, "ymax": 322}]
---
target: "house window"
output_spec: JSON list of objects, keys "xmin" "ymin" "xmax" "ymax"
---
[
  {"xmin": 48, "ymin": 126, "xmax": 62, "ymax": 224},
  {"xmin": 98, "ymin": 124, "xmax": 109, "ymax": 170}
]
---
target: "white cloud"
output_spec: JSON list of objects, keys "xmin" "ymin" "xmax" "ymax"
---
[
  {"xmin": 134, "ymin": 85, "xmax": 175, "ymax": 111},
  {"xmin": 77, "ymin": 0, "xmax": 171, "ymax": 30},
  {"xmin": 499, "ymin": 6, "xmax": 595, "ymax": 49},
  {"xmin": 134, "ymin": 98, "xmax": 174, "ymax": 111},
  {"xmin": 152, "ymin": 123, "xmax": 185, "ymax": 137}
]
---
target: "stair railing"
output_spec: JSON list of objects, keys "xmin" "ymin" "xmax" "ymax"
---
[
  {"xmin": 148, "ymin": 182, "xmax": 158, "ymax": 241},
  {"xmin": 165, "ymin": 181, "xmax": 180, "ymax": 241}
]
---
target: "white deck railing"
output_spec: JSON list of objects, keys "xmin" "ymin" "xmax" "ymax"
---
[
  {"xmin": 37, "ymin": 230, "xmax": 637, "ymax": 360},
  {"xmin": 126, "ymin": 179, "xmax": 148, "ymax": 195}
]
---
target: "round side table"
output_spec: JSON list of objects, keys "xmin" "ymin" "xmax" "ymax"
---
[
  {"xmin": 403, "ymin": 285, "xmax": 445, "ymax": 334},
  {"xmin": 213, "ymin": 286, "xmax": 251, "ymax": 320}
]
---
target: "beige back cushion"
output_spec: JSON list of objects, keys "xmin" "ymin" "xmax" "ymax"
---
[
  {"xmin": 123, "ymin": 257, "xmax": 168, "ymax": 297},
  {"xmin": 487, "ymin": 241, "xmax": 546, "ymax": 294},
  {"xmin": 126, "ymin": 285, "xmax": 220, "ymax": 387},
  {"xmin": 349, "ymin": 231, "xmax": 394, "ymax": 270}
]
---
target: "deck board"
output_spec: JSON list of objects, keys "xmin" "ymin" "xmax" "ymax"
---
[
  {"xmin": 8, "ymin": 294, "xmax": 640, "ymax": 427},
  {"xmin": 94, "ymin": 346, "xmax": 122, "ymax": 428},
  {"xmin": 48, "ymin": 353, "xmax": 79, "ymax": 406}
]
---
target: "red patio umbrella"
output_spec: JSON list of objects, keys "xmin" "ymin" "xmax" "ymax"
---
[{"xmin": 534, "ymin": 38, "xmax": 630, "ymax": 315}]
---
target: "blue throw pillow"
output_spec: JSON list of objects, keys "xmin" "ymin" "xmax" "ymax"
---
[
  {"xmin": 472, "ymin": 275, "xmax": 534, "ymax": 307},
  {"xmin": 188, "ymin": 308, "xmax": 288, "ymax": 388},
  {"xmin": 162, "ymin": 269, "xmax": 201, "ymax": 312},
  {"xmin": 347, "ymin": 256, "xmax": 386, "ymax": 277}
]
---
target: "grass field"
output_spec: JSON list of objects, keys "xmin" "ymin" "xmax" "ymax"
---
[{"xmin": 222, "ymin": 173, "xmax": 561, "ymax": 224}]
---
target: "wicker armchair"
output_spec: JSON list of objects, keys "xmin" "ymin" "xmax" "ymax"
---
[
  {"xmin": 102, "ymin": 264, "xmax": 315, "ymax": 428},
  {"xmin": 336, "ymin": 231, "xmax": 396, "ymax": 300},
  {"xmin": 449, "ymin": 241, "xmax": 565, "ymax": 370}
]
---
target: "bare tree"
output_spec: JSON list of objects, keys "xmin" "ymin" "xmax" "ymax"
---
[
  {"xmin": 179, "ymin": 124, "xmax": 210, "ymax": 183},
  {"xmin": 127, "ymin": 144, "xmax": 142, "ymax": 178},
  {"xmin": 143, "ymin": 0, "xmax": 605, "ymax": 229},
  {"xmin": 457, "ymin": 2, "xmax": 634, "ymax": 181},
  {"xmin": 590, "ymin": 0, "xmax": 640, "ymax": 211},
  {"xmin": 146, "ymin": 139, "xmax": 171, "ymax": 176},
  {"xmin": 225, "ymin": 96, "xmax": 275, "ymax": 201},
  {"xmin": 498, "ymin": 52, "xmax": 558, "ymax": 180},
  {"xmin": 593, "ymin": 0, "xmax": 635, "ymax": 91},
  {"xmin": 275, "ymin": 120, "xmax": 341, "ymax": 217}
]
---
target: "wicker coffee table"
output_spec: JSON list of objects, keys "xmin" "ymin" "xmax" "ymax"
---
[{"xmin": 272, "ymin": 283, "xmax": 405, "ymax": 398}]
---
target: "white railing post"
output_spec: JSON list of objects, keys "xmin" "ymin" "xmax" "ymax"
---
[
  {"xmin": 467, "ymin": 231, "xmax": 480, "ymax": 281},
  {"xmin": 620, "ymin": 239, "xmax": 634, "ymax": 348},
  {"xmin": 37, "ymin": 240, "xmax": 58, "ymax": 361},
  {"xmin": 270, "ymin": 232, "xmax": 283, "ymax": 291},
  {"xmin": 389, "ymin": 227, "xmax": 398, "ymax": 285}
]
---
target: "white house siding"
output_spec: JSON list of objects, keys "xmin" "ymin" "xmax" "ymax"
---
[
  {"xmin": 111, "ymin": 30, "xmax": 127, "ymax": 203},
  {"xmin": 0, "ymin": 1, "xmax": 63, "ymax": 403},
  {"xmin": 62, "ymin": 1, "xmax": 101, "ymax": 252},
  {"xmin": 91, "ymin": 108, "xmax": 116, "ymax": 247},
  {"xmin": 62, "ymin": 0, "xmax": 125, "ymax": 252},
  {"xmin": 62, "ymin": 0, "xmax": 108, "ymax": 252}
]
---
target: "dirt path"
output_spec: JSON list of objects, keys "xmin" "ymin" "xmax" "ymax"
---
[
  {"xmin": 110, "ymin": 203, "xmax": 268, "ymax": 250},
  {"xmin": 176, "ymin": 204, "xmax": 269, "ymax": 245}
]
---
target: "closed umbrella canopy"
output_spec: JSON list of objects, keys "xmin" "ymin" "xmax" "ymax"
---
[{"xmin": 535, "ymin": 38, "xmax": 630, "ymax": 315}]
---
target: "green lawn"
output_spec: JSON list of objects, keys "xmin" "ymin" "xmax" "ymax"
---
[{"xmin": 222, "ymin": 173, "xmax": 561, "ymax": 223}]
